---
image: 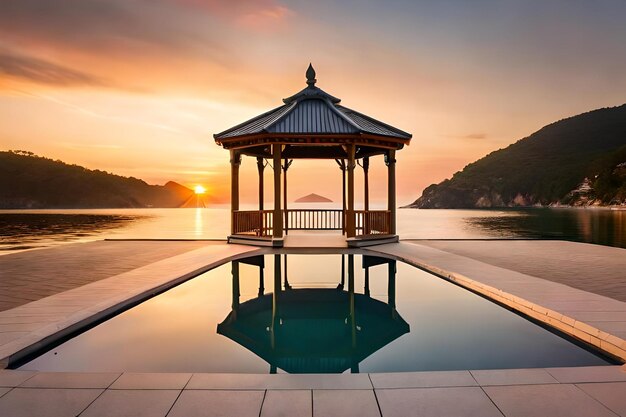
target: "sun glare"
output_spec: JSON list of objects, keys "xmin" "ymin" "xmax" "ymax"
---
[{"xmin": 194, "ymin": 185, "xmax": 206, "ymax": 195}]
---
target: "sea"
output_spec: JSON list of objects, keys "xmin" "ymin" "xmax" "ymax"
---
[{"xmin": 1, "ymin": 206, "xmax": 625, "ymax": 252}]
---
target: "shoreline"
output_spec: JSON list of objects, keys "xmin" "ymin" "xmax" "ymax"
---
[{"xmin": 401, "ymin": 205, "xmax": 626, "ymax": 210}]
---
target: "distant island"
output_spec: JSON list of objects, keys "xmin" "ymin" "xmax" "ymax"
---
[
  {"xmin": 295, "ymin": 193, "xmax": 333, "ymax": 203},
  {"xmin": 0, "ymin": 151, "xmax": 202, "ymax": 209},
  {"xmin": 408, "ymin": 104, "xmax": 626, "ymax": 208}
]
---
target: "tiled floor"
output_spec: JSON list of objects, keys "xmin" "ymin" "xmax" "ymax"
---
[
  {"xmin": 0, "ymin": 240, "xmax": 213, "ymax": 311},
  {"xmin": 483, "ymin": 384, "xmax": 617, "ymax": 417},
  {"xmin": 0, "ymin": 368, "xmax": 624, "ymax": 416},
  {"xmin": 415, "ymin": 240, "xmax": 626, "ymax": 302}
]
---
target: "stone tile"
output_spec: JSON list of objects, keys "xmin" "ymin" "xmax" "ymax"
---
[
  {"xmin": 80, "ymin": 389, "xmax": 180, "ymax": 417},
  {"xmin": 0, "ymin": 387, "xmax": 11, "ymax": 398},
  {"xmin": 21, "ymin": 372, "xmax": 121, "ymax": 388},
  {"xmin": 110, "ymin": 373, "xmax": 191, "ymax": 390},
  {"xmin": 261, "ymin": 390, "xmax": 311, "ymax": 417},
  {"xmin": 167, "ymin": 390, "xmax": 264, "ymax": 417},
  {"xmin": 470, "ymin": 368, "xmax": 558, "ymax": 386},
  {"xmin": 0, "ymin": 370, "xmax": 35, "ymax": 387},
  {"xmin": 546, "ymin": 366, "xmax": 626, "ymax": 383},
  {"xmin": 313, "ymin": 389, "xmax": 380, "ymax": 417},
  {"xmin": 577, "ymin": 382, "xmax": 626, "ymax": 416},
  {"xmin": 188, "ymin": 372, "xmax": 372, "ymax": 390},
  {"xmin": 484, "ymin": 384, "xmax": 616, "ymax": 417},
  {"xmin": 186, "ymin": 373, "xmax": 271, "ymax": 390},
  {"xmin": 370, "ymin": 370, "xmax": 476, "ymax": 389},
  {"xmin": 0, "ymin": 388, "xmax": 103, "ymax": 417},
  {"xmin": 376, "ymin": 387, "xmax": 502, "ymax": 417}
]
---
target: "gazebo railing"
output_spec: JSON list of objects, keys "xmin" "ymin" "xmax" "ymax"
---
[
  {"xmin": 233, "ymin": 210, "xmax": 273, "ymax": 237},
  {"xmin": 285, "ymin": 209, "xmax": 344, "ymax": 231},
  {"xmin": 232, "ymin": 209, "xmax": 391, "ymax": 237},
  {"xmin": 355, "ymin": 210, "xmax": 391, "ymax": 236}
]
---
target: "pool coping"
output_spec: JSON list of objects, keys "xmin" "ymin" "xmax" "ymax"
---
[{"xmin": 1, "ymin": 240, "xmax": 625, "ymax": 369}]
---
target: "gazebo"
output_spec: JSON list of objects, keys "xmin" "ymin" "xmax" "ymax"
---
[{"xmin": 214, "ymin": 65, "xmax": 412, "ymax": 247}]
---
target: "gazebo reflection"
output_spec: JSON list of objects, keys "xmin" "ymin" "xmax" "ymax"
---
[{"xmin": 217, "ymin": 254, "xmax": 409, "ymax": 374}]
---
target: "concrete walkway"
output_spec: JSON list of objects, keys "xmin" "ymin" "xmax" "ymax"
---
[
  {"xmin": 414, "ymin": 240, "xmax": 626, "ymax": 302},
  {"xmin": 0, "ymin": 366, "xmax": 625, "ymax": 416},
  {"xmin": 0, "ymin": 240, "xmax": 213, "ymax": 311}
]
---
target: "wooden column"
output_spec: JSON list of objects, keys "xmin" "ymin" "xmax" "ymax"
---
[
  {"xmin": 335, "ymin": 159, "xmax": 347, "ymax": 233},
  {"xmin": 342, "ymin": 161, "xmax": 346, "ymax": 233},
  {"xmin": 230, "ymin": 150, "xmax": 241, "ymax": 236},
  {"xmin": 346, "ymin": 145, "xmax": 356, "ymax": 237},
  {"xmin": 363, "ymin": 156, "xmax": 370, "ymax": 234},
  {"xmin": 272, "ymin": 145, "xmax": 283, "ymax": 238},
  {"xmin": 257, "ymin": 157, "xmax": 264, "ymax": 210},
  {"xmin": 363, "ymin": 156, "xmax": 370, "ymax": 211},
  {"xmin": 282, "ymin": 159, "xmax": 292, "ymax": 235},
  {"xmin": 386, "ymin": 149, "xmax": 397, "ymax": 235}
]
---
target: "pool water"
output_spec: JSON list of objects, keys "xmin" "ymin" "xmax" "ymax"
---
[{"xmin": 19, "ymin": 254, "xmax": 612, "ymax": 373}]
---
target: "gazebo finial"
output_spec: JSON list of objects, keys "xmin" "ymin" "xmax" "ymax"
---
[{"xmin": 306, "ymin": 63, "xmax": 316, "ymax": 86}]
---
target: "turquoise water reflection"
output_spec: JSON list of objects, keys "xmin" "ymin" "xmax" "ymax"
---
[{"xmin": 20, "ymin": 254, "xmax": 611, "ymax": 373}]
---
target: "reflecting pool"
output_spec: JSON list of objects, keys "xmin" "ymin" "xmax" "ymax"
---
[{"xmin": 19, "ymin": 254, "xmax": 613, "ymax": 373}]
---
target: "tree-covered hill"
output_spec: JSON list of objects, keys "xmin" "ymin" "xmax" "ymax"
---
[
  {"xmin": 408, "ymin": 104, "xmax": 626, "ymax": 208},
  {"xmin": 0, "ymin": 151, "xmax": 196, "ymax": 208}
]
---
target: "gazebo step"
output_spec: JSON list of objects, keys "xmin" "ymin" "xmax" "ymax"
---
[
  {"xmin": 347, "ymin": 235, "xmax": 399, "ymax": 248},
  {"xmin": 228, "ymin": 235, "xmax": 284, "ymax": 248}
]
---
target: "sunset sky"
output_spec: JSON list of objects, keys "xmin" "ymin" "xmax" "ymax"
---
[{"xmin": 1, "ymin": 0, "xmax": 625, "ymax": 205}]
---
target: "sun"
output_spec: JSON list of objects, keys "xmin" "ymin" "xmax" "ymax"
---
[{"xmin": 194, "ymin": 185, "xmax": 206, "ymax": 195}]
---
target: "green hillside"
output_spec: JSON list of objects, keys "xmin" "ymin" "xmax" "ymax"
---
[
  {"xmin": 409, "ymin": 104, "xmax": 626, "ymax": 208},
  {"xmin": 0, "ymin": 151, "xmax": 195, "ymax": 208}
]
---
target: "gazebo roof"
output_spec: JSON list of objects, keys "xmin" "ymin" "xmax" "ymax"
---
[{"xmin": 214, "ymin": 65, "xmax": 411, "ymax": 155}]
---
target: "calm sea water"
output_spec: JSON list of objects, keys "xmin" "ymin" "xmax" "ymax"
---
[
  {"xmin": 20, "ymin": 254, "xmax": 611, "ymax": 373},
  {"xmin": 1, "ymin": 206, "xmax": 625, "ymax": 251}
]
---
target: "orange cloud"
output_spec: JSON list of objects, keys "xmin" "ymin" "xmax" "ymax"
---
[
  {"xmin": 236, "ymin": 5, "xmax": 293, "ymax": 31},
  {"xmin": 0, "ymin": 50, "xmax": 108, "ymax": 88},
  {"xmin": 175, "ymin": 0, "xmax": 293, "ymax": 30}
]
